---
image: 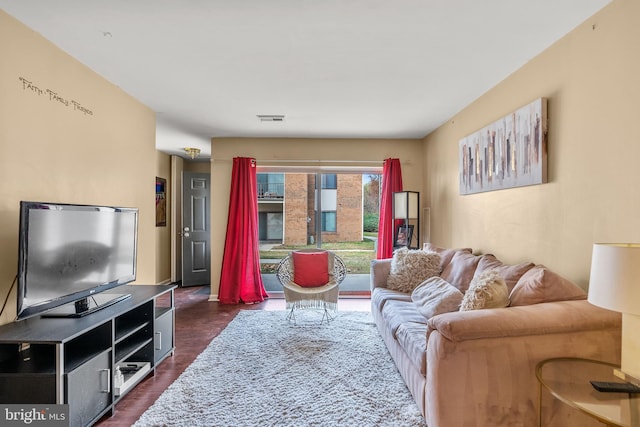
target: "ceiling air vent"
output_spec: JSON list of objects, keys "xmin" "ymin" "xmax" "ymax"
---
[{"xmin": 257, "ymin": 114, "xmax": 285, "ymax": 122}]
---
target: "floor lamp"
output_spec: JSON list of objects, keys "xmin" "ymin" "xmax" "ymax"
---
[{"xmin": 393, "ymin": 191, "xmax": 419, "ymax": 249}]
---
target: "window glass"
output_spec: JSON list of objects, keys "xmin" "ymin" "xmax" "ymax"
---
[
  {"xmin": 322, "ymin": 211, "xmax": 336, "ymax": 232},
  {"xmin": 321, "ymin": 174, "xmax": 337, "ymax": 189}
]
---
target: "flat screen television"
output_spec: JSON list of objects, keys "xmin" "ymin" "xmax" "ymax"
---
[{"xmin": 16, "ymin": 201, "xmax": 138, "ymax": 320}]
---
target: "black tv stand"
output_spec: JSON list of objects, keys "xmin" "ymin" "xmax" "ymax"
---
[
  {"xmin": 43, "ymin": 293, "xmax": 132, "ymax": 318},
  {"xmin": 0, "ymin": 284, "xmax": 176, "ymax": 427}
]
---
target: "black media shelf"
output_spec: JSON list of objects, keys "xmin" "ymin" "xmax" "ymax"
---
[{"xmin": 0, "ymin": 284, "xmax": 176, "ymax": 427}]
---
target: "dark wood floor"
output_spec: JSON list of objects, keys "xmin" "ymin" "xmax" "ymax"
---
[{"xmin": 96, "ymin": 286, "xmax": 370, "ymax": 426}]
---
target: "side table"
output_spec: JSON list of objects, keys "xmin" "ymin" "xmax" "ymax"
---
[{"xmin": 536, "ymin": 357, "xmax": 640, "ymax": 426}]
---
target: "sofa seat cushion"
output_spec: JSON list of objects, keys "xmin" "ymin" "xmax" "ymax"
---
[
  {"xmin": 509, "ymin": 265, "xmax": 587, "ymax": 306},
  {"xmin": 395, "ymin": 322, "xmax": 429, "ymax": 375},
  {"xmin": 381, "ymin": 299, "xmax": 428, "ymax": 337},
  {"xmin": 371, "ymin": 287, "xmax": 412, "ymax": 312}
]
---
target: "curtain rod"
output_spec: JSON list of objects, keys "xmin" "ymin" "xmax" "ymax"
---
[{"xmin": 212, "ymin": 159, "xmax": 411, "ymax": 165}]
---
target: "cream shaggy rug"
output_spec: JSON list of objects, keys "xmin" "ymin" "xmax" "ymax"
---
[{"xmin": 134, "ymin": 310, "xmax": 427, "ymax": 427}]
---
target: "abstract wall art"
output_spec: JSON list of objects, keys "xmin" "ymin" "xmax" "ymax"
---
[{"xmin": 459, "ymin": 98, "xmax": 547, "ymax": 195}]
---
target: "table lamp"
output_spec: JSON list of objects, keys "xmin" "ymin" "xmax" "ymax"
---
[{"xmin": 588, "ymin": 243, "xmax": 640, "ymax": 386}]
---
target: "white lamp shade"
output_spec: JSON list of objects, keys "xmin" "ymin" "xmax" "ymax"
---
[
  {"xmin": 393, "ymin": 192, "xmax": 419, "ymax": 219},
  {"xmin": 588, "ymin": 243, "xmax": 640, "ymax": 315}
]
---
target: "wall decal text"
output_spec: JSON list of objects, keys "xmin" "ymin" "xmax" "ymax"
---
[{"xmin": 18, "ymin": 76, "xmax": 94, "ymax": 116}]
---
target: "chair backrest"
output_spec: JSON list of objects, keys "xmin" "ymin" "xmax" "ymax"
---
[{"xmin": 276, "ymin": 249, "xmax": 347, "ymax": 287}]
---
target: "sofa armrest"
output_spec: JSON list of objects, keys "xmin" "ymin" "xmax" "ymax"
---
[
  {"xmin": 370, "ymin": 258, "xmax": 392, "ymax": 290},
  {"xmin": 425, "ymin": 299, "xmax": 622, "ymax": 426},
  {"xmin": 427, "ymin": 299, "xmax": 620, "ymax": 342}
]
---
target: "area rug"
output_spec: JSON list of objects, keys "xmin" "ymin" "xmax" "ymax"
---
[{"xmin": 134, "ymin": 310, "xmax": 427, "ymax": 427}]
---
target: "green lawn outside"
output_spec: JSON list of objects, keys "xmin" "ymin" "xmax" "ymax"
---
[{"xmin": 260, "ymin": 239, "xmax": 376, "ymax": 274}]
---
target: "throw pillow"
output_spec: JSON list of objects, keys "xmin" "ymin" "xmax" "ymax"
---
[
  {"xmin": 411, "ymin": 276, "xmax": 464, "ymax": 319},
  {"xmin": 509, "ymin": 265, "xmax": 587, "ymax": 306},
  {"xmin": 387, "ymin": 247, "xmax": 441, "ymax": 293},
  {"xmin": 472, "ymin": 254, "xmax": 535, "ymax": 294},
  {"xmin": 292, "ymin": 251, "xmax": 329, "ymax": 287},
  {"xmin": 459, "ymin": 268, "xmax": 510, "ymax": 311}
]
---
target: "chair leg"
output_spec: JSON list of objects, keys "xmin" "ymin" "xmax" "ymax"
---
[
  {"xmin": 286, "ymin": 306, "xmax": 296, "ymax": 325},
  {"xmin": 321, "ymin": 301, "xmax": 336, "ymax": 324}
]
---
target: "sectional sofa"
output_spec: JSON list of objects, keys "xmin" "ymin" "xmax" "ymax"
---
[{"xmin": 370, "ymin": 244, "xmax": 622, "ymax": 426}]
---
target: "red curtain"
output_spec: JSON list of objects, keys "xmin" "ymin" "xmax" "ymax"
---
[
  {"xmin": 218, "ymin": 157, "xmax": 268, "ymax": 304},
  {"xmin": 376, "ymin": 158, "xmax": 403, "ymax": 259}
]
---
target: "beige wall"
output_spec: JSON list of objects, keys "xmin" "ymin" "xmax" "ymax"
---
[
  {"xmin": 0, "ymin": 10, "xmax": 157, "ymax": 324},
  {"xmin": 156, "ymin": 152, "xmax": 172, "ymax": 284},
  {"xmin": 423, "ymin": 0, "xmax": 640, "ymax": 289},
  {"xmin": 209, "ymin": 137, "xmax": 423, "ymax": 299}
]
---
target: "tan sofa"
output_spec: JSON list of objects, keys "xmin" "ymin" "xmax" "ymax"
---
[{"xmin": 370, "ymin": 244, "xmax": 622, "ymax": 427}]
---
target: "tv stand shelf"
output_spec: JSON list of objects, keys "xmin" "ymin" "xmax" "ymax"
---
[{"xmin": 0, "ymin": 284, "xmax": 176, "ymax": 427}]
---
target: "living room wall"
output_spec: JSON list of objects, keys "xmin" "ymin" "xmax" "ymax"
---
[
  {"xmin": 423, "ymin": 0, "xmax": 639, "ymax": 289},
  {"xmin": 209, "ymin": 137, "xmax": 424, "ymax": 300},
  {"xmin": 0, "ymin": 10, "xmax": 157, "ymax": 324}
]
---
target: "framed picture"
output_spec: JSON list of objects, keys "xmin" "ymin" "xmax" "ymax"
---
[
  {"xmin": 459, "ymin": 97, "xmax": 547, "ymax": 195},
  {"xmin": 394, "ymin": 224, "xmax": 413, "ymax": 248},
  {"xmin": 156, "ymin": 177, "xmax": 166, "ymax": 227}
]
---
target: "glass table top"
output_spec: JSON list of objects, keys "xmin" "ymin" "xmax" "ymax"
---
[{"xmin": 537, "ymin": 358, "xmax": 640, "ymax": 427}]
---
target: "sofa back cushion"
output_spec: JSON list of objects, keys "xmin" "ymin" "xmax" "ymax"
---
[
  {"xmin": 473, "ymin": 254, "xmax": 535, "ymax": 294},
  {"xmin": 441, "ymin": 251, "xmax": 481, "ymax": 293},
  {"xmin": 509, "ymin": 265, "xmax": 587, "ymax": 306},
  {"xmin": 424, "ymin": 243, "xmax": 472, "ymax": 271}
]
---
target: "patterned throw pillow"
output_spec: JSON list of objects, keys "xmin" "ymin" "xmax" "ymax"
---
[
  {"xmin": 387, "ymin": 248, "xmax": 441, "ymax": 293},
  {"xmin": 460, "ymin": 268, "xmax": 510, "ymax": 311}
]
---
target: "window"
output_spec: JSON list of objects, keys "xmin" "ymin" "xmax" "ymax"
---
[
  {"xmin": 321, "ymin": 211, "xmax": 336, "ymax": 232},
  {"xmin": 321, "ymin": 174, "xmax": 337, "ymax": 189},
  {"xmin": 257, "ymin": 173, "xmax": 284, "ymax": 198}
]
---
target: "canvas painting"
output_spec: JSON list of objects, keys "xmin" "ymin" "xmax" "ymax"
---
[
  {"xmin": 156, "ymin": 177, "xmax": 167, "ymax": 226},
  {"xmin": 459, "ymin": 98, "xmax": 547, "ymax": 195}
]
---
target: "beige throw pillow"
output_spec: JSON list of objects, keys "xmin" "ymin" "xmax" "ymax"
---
[
  {"xmin": 387, "ymin": 248, "xmax": 441, "ymax": 293},
  {"xmin": 460, "ymin": 268, "xmax": 510, "ymax": 311},
  {"xmin": 411, "ymin": 277, "xmax": 464, "ymax": 319}
]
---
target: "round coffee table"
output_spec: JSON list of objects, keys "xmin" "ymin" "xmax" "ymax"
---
[{"xmin": 536, "ymin": 357, "xmax": 640, "ymax": 426}]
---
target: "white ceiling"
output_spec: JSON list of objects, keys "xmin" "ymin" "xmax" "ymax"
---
[{"xmin": 1, "ymin": 0, "xmax": 611, "ymax": 160}]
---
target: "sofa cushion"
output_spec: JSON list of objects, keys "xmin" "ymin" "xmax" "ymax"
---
[
  {"xmin": 411, "ymin": 277, "xmax": 464, "ymax": 318},
  {"xmin": 509, "ymin": 265, "xmax": 587, "ymax": 306},
  {"xmin": 381, "ymin": 299, "xmax": 428, "ymax": 337},
  {"xmin": 387, "ymin": 248, "xmax": 441, "ymax": 293},
  {"xmin": 460, "ymin": 268, "xmax": 510, "ymax": 311},
  {"xmin": 394, "ymin": 322, "xmax": 429, "ymax": 375},
  {"xmin": 473, "ymin": 254, "xmax": 535, "ymax": 294},
  {"xmin": 371, "ymin": 287, "xmax": 412, "ymax": 312},
  {"xmin": 423, "ymin": 244, "xmax": 472, "ymax": 271},
  {"xmin": 440, "ymin": 251, "xmax": 481, "ymax": 293}
]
